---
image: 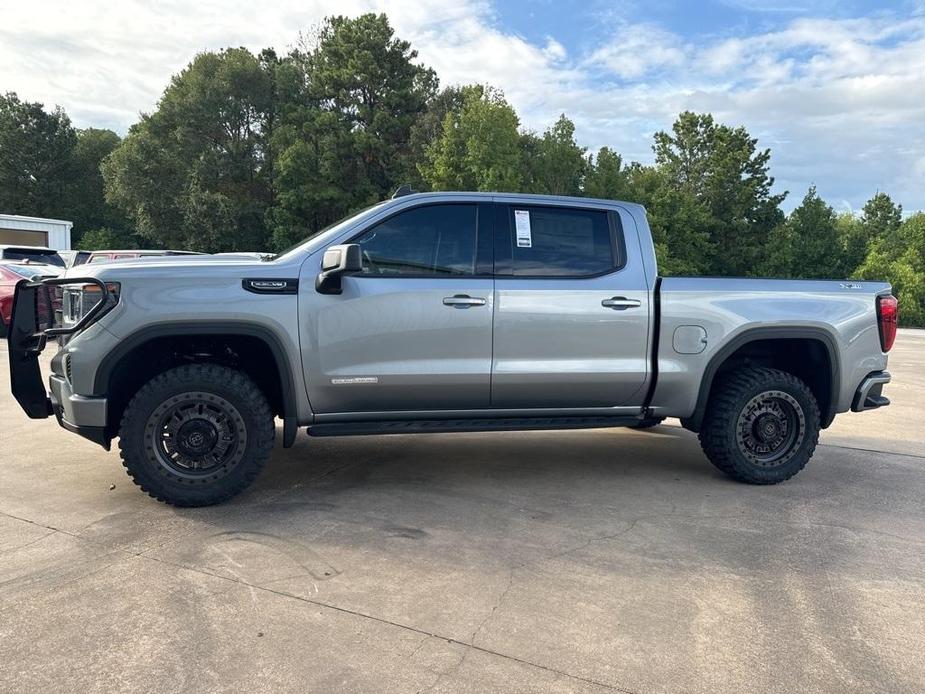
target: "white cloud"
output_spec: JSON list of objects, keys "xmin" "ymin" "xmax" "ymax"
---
[
  {"xmin": 585, "ymin": 23, "xmax": 687, "ymax": 79},
  {"xmin": 542, "ymin": 37, "xmax": 567, "ymax": 62},
  {"xmin": 0, "ymin": 1, "xmax": 923, "ymax": 211}
]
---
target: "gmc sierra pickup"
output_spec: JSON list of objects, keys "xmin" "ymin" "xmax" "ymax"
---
[{"xmin": 7, "ymin": 191, "xmax": 897, "ymax": 506}]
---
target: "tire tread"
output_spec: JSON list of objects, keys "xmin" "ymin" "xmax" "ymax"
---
[
  {"xmin": 118, "ymin": 364, "xmax": 274, "ymax": 506},
  {"xmin": 698, "ymin": 367, "xmax": 820, "ymax": 485}
]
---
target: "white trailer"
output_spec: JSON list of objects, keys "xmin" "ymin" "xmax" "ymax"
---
[{"xmin": 0, "ymin": 213, "xmax": 73, "ymax": 250}]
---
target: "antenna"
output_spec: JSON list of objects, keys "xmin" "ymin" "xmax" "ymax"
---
[{"xmin": 391, "ymin": 185, "xmax": 415, "ymax": 199}]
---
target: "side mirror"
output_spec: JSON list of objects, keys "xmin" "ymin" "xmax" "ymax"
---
[{"xmin": 316, "ymin": 244, "xmax": 362, "ymax": 294}]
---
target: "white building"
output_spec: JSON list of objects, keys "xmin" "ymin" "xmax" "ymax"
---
[{"xmin": 0, "ymin": 213, "xmax": 73, "ymax": 250}]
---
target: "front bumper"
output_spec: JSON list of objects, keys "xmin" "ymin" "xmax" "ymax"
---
[
  {"xmin": 851, "ymin": 371, "xmax": 891, "ymax": 412},
  {"xmin": 7, "ymin": 277, "xmax": 114, "ymax": 449},
  {"xmin": 48, "ymin": 373, "xmax": 110, "ymax": 447}
]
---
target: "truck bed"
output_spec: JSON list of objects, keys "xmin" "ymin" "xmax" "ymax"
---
[{"xmin": 651, "ymin": 276, "xmax": 892, "ymax": 425}]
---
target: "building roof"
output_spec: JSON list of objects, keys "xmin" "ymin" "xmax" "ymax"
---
[{"xmin": 0, "ymin": 213, "xmax": 74, "ymax": 227}]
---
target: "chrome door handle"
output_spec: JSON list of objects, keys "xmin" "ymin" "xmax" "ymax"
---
[
  {"xmin": 601, "ymin": 297, "xmax": 641, "ymax": 310},
  {"xmin": 443, "ymin": 295, "xmax": 487, "ymax": 307}
]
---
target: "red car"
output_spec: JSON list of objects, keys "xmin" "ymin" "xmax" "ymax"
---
[{"xmin": 0, "ymin": 261, "xmax": 62, "ymax": 337}]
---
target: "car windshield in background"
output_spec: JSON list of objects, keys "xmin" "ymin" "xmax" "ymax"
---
[{"xmin": 2, "ymin": 250, "xmax": 65, "ymax": 267}]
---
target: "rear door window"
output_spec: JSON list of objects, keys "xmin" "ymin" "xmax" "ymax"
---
[{"xmin": 495, "ymin": 205, "xmax": 623, "ymax": 277}]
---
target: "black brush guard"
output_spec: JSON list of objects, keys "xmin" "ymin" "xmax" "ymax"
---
[{"xmin": 7, "ymin": 277, "xmax": 113, "ymax": 419}]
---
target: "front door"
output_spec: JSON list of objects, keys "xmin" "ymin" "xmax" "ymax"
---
[
  {"xmin": 301, "ymin": 202, "xmax": 494, "ymax": 414},
  {"xmin": 491, "ymin": 202, "xmax": 651, "ymax": 408}
]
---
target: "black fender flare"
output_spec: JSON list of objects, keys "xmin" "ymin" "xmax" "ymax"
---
[
  {"xmin": 681, "ymin": 326, "xmax": 840, "ymax": 432},
  {"xmin": 92, "ymin": 321, "xmax": 300, "ymax": 447}
]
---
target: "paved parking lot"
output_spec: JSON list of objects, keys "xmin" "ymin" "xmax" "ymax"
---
[{"xmin": 1, "ymin": 330, "xmax": 923, "ymax": 693}]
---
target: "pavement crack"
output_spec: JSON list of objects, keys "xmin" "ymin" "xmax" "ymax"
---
[
  {"xmin": 130, "ymin": 551, "xmax": 638, "ymax": 693},
  {"xmin": 819, "ymin": 442, "xmax": 925, "ymax": 460},
  {"xmin": 0, "ymin": 508, "xmax": 67, "ymax": 535},
  {"xmin": 1, "ymin": 528, "xmax": 58, "ymax": 552},
  {"xmin": 470, "ymin": 566, "xmax": 517, "ymax": 646},
  {"xmin": 418, "ymin": 646, "xmax": 469, "ymax": 694},
  {"xmin": 547, "ymin": 518, "xmax": 642, "ymax": 562}
]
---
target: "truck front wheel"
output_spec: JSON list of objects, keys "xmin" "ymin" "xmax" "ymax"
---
[
  {"xmin": 699, "ymin": 367, "xmax": 820, "ymax": 484},
  {"xmin": 118, "ymin": 364, "xmax": 275, "ymax": 506}
]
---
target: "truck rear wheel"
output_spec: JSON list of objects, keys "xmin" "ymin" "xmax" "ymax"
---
[
  {"xmin": 699, "ymin": 367, "xmax": 820, "ymax": 484},
  {"xmin": 118, "ymin": 364, "xmax": 275, "ymax": 506}
]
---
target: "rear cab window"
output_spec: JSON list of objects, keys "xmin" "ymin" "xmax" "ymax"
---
[{"xmin": 494, "ymin": 203, "xmax": 624, "ymax": 277}]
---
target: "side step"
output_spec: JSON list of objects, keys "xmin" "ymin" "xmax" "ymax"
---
[{"xmin": 307, "ymin": 415, "xmax": 641, "ymax": 437}]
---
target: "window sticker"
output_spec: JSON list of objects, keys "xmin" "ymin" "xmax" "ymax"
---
[{"xmin": 514, "ymin": 210, "xmax": 532, "ymax": 248}]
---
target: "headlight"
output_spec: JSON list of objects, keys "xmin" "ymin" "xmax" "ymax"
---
[{"xmin": 62, "ymin": 282, "xmax": 120, "ymax": 326}]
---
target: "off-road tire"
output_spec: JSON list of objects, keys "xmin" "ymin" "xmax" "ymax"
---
[
  {"xmin": 631, "ymin": 416, "xmax": 665, "ymax": 429},
  {"xmin": 118, "ymin": 364, "xmax": 274, "ymax": 506},
  {"xmin": 699, "ymin": 367, "xmax": 820, "ymax": 484}
]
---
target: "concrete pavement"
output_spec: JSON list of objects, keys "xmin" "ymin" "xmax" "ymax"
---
[{"xmin": 1, "ymin": 330, "xmax": 923, "ymax": 693}]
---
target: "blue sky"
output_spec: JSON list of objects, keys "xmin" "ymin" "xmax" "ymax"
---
[
  {"xmin": 1, "ymin": 0, "xmax": 924, "ymax": 213},
  {"xmin": 497, "ymin": 0, "xmax": 900, "ymax": 45}
]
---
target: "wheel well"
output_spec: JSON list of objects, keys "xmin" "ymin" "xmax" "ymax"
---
[
  {"xmin": 103, "ymin": 334, "xmax": 287, "ymax": 437},
  {"xmin": 686, "ymin": 337, "xmax": 836, "ymax": 432}
]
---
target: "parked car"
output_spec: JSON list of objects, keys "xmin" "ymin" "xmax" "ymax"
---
[
  {"xmin": 0, "ymin": 261, "xmax": 62, "ymax": 336},
  {"xmin": 85, "ymin": 249, "xmax": 204, "ymax": 264},
  {"xmin": 58, "ymin": 250, "xmax": 91, "ymax": 267},
  {"xmin": 0, "ymin": 245, "xmax": 65, "ymax": 268},
  {"xmin": 7, "ymin": 191, "xmax": 897, "ymax": 507}
]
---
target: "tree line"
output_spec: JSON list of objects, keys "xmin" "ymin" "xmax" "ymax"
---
[{"xmin": 0, "ymin": 13, "xmax": 922, "ymax": 324}]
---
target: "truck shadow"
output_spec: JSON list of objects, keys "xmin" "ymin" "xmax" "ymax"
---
[{"xmin": 249, "ymin": 421, "xmax": 717, "ymax": 503}]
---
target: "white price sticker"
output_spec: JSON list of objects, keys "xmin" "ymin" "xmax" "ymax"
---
[{"xmin": 514, "ymin": 210, "xmax": 532, "ymax": 248}]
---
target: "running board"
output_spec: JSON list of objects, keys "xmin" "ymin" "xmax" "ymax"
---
[{"xmin": 307, "ymin": 415, "xmax": 641, "ymax": 437}]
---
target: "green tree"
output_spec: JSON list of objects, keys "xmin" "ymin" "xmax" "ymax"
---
[
  {"xmin": 625, "ymin": 163, "xmax": 713, "ymax": 276},
  {"xmin": 104, "ymin": 47, "xmax": 275, "ymax": 252},
  {"xmin": 308, "ymin": 14, "xmax": 436, "ymax": 192},
  {"xmin": 522, "ymin": 114, "xmax": 585, "ymax": 196},
  {"xmin": 842, "ymin": 192, "xmax": 903, "ymax": 273},
  {"xmin": 420, "ymin": 85, "xmax": 522, "ymax": 192},
  {"xmin": 77, "ymin": 226, "xmax": 140, "ymax": 251},
  {"xmin": 834, "ymin": 212, "xmax": 864, "ymax": 277},
  {"xmin": 764, "ymin": 186, "xmax": 842, "ymax": 278},
  {"xmin": 653, "ymin": 111, "xmax": 786, "ymax": 276},
  {"xmin": 584, "ymin": 147, "xmax": 629, "ymax": 200},
  {"xmin": 862, "ymin": 192, "xmax": 903, "ymax": 237},
  {"xmin": 0, "ymin": 92, "xmax": 76, "ymax": 219},
  {"xmin": 68, "ymin": 128, "xmax": 126, "ymax": 244},
  {"xmin": 269, "ymin": 14, "xmax": 436, "ymax": 248},
  {"xmin": 857, "ymin": 213, "xmax": 925, "ymax": 326}
]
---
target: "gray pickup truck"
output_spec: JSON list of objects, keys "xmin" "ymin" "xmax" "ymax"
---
[{"xmin": 7, "ymin": 191, "xmax": 897, "ymax": 506}]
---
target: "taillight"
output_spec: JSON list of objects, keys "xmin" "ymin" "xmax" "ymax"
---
[{"xmin": 877, "ymin": 295, "xmax": 898, "ymax": 352}]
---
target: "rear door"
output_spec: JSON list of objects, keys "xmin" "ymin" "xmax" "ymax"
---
[
  {"xmin": 491, "ymin": 201, "xmax": 650, "ymax": 408},
  {"xmin": 301, "ymin": 202, "xmax": 495, "ymax": 414}
]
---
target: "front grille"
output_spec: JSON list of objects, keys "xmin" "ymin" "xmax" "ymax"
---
[{"xmin": 64, "ymin": 354, "xmax": 72, "ymax": 384}]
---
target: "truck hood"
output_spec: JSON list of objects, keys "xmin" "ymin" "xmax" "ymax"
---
[{"xmin": 62, "ymin": 256, "xmax": 296, "ymax": 282}]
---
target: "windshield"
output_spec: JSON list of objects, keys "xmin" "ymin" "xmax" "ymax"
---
[
  {"xmin": 1, "ymin": 249, "xmax": 65, "ymax": 267},
  {"xmin": 270, "ymin": 201, "xmax": 390, "ymax": 262}
]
